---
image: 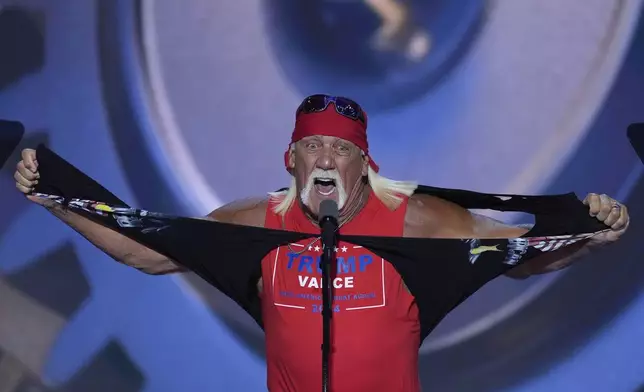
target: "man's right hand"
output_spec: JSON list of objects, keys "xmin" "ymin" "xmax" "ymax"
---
[{"xmin": 14, "ymin": 148, "xmax": 48, "ymax": 205}]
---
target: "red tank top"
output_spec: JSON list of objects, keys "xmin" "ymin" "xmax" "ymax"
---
[{"xmin": 261, "ymin": 191, "xmax": 421, "ymax": 392}]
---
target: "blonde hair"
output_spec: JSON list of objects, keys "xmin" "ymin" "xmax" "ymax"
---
[{"xmin": 268, "ymin": 146, "xmax": 417, "ymax": 215}]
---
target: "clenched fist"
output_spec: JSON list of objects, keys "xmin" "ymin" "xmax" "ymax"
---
[
  {"xmin": 13, "ymin": 148, "xmax": 47, "ymax": 205},
  {"xmin": 582, "ymin": 193, "xmax": 630, "ymax": 244}
]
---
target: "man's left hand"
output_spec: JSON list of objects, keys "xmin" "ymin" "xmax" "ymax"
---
[{"xmin": 583, "ymin": 193, "xmax": 630, "ymax": 245}]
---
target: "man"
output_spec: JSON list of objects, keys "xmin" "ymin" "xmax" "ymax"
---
[{"xmin": 14, "ymin": 94, "xmax": 630, "ymax": 391}]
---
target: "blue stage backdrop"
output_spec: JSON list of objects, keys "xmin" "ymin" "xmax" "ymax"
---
[{"xmin": 1, "ymin": 0, "xmax": 644, "ymax": 391}]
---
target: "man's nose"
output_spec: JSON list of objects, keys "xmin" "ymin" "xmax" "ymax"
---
[{"xmin": 316, "ymin": 147, "xmax": 336, "ymax": 170}]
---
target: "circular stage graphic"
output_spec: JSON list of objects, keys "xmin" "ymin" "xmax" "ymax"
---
[
  {"xmin": 119, "ymin": 0, "xmax": 644, "ymax": 388},
  {"xmin": 262, "ymin": 0, "xmax": 486, "ymax": 111}
]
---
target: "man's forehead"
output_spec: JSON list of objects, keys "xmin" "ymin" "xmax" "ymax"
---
[{"xmin": 300, "ymin": 135, "xmax": 356, "ymax": 145}]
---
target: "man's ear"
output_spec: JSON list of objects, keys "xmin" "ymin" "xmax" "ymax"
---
[
  {"xmin": 362, "ymin": 155, "xmax": 369, "ymax": 176},
  {"xmin": 288, "ymin": 146, "xmax": 295, "ymax": 169}
]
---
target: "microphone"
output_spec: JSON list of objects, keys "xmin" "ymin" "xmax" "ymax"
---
[
  {"xmin": 318, "ymin": 200, "xmax": 338, "ymax": 392},
  {"xmin": 319, "ymin": 199, "xmax": 339, "ymax": 244}
]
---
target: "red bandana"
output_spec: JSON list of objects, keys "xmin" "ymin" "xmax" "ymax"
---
[{"xmin": 284, "ymin": 108, "xmax": 379, "ymax": 172}]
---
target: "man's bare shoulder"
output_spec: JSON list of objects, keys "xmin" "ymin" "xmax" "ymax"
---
[
  {"xmin": 405, "ymin": 193, "xmax": 529, "ymax": 239},
  {"xmin": 404, "ymin": 193, "xmax": 474, "ymax": 238},
  {"xmin": 206, "ymin": 196, "xmax": 269, "ymax": 228}
]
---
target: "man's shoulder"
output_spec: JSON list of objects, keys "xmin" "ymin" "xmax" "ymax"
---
[
  {"xmin": 404, "ymin": 193, "xmax": 474, "ymax": 237},
  {"xmin": 405, "ymin": 193, "xmax": 529, "ymax": 238},
  {"xmin": 407, "ymin": 193, "xmax": 472, "ymax": 219},
  {"xmin": 206, "ymin": 196, "xmax": 269, "ymax": 228}
]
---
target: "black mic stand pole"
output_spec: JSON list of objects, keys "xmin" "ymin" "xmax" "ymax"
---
[{"xmin": 319, "ymin": 200, "xmax": 338, "ymax": 392}]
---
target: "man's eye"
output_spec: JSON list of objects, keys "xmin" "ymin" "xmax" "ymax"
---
[{"xmin": 336, "ymin": 145, "xmax": 350, "ymax": 154}]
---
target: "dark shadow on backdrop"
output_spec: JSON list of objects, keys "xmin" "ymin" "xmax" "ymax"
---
[
  {"xmin": 0, "ymin": 119, "xmax": 25, "ymax": 169},
  {"xmin": 628, "ymin": 123, "xmax": 644, "ymax": 164},
  {"xmin": 61, "ymin": 341, "xmax": 145, "ymax": 392},
  {"xmin": 0, "ymin": 7, "xmax": 45, "ymax": 91},
  {"xmin": 5, "ymin": 242, "xmax": 91, "ymax": 318}
]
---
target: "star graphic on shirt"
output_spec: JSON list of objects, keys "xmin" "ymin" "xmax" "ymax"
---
[
  {"xmin": 334, "ymin": 247, "xmax": 339, "ymax": 252},
  {"xmin": 314, "ymin": 246, "xmax": 320, "ymax": 252},
  {"xmin": 341, "ymin": 246, "xmax": 348, "ymax": 252},
  {"xmin": 308, "ymin": 246, "xmax": 313, "ymax": 251}
]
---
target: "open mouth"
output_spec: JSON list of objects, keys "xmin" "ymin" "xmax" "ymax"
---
[{"xmin": 313, "ymin": 178, "xmax": 336, "ymax": 196}]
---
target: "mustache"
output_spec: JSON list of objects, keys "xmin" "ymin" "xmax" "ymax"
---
[
  {"xmin": 306, "ymin": 168, "xmax": 343, "ymax": 186},
  {"xmin": 300, "ymin": 168, "xmax": 348, "ymax": 209}
]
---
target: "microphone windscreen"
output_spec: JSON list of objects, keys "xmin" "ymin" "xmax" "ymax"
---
[{"xmin": 319, "ymin": 199, "xmax": 339, "ymax": 220}]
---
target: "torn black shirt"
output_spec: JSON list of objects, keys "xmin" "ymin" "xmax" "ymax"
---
[{"xmin": 31, "ymin": 145, "xmax": 609, "ymax": 342}]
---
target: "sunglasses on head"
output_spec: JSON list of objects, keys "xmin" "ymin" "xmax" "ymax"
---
[{"xmin": 296, "ymin": 94, "xmax": 366, "ymax": 124}]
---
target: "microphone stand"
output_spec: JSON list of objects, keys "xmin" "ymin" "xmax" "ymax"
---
[{"xmin": 319, "ymin": 200, "xmax": 338, "ymax": 392}]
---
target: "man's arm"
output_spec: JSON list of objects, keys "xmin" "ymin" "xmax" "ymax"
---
[
  {"xmin": 37, "ymin": 196, "xmax": 268, "ymax": 275},
  {"xmin": 14, "ymin": 146, "xmax": 183, "ymax": 274},
  {"xmin": 404, "ymin": 194, "xmax": 584, "ymax": 279},
  {"xmin": 404, "ymin": 193, "xmax": 629, "ymax": 279},
  {"xmin": 15, "ymin": 147, "xmax": 269, "ymax": 275},
  {"xmin": 466, "ymin": 212, "xmax": 591, "ymax": 279},
  {"xmin": 491, "ymin": 193, "xmax": 629, "ymax": 279},
  {"xmin": 40, "ymin": 199, "xmax": 185, "ymax": 275}
]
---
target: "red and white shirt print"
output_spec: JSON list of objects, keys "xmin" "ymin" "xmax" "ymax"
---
[{"xmin": 269, "ymin": 240, "xmax": 387, "ymax": 313}]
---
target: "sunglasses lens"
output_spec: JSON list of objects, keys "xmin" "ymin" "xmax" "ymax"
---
[
  {"xmin": 298, "ymin": 95, "xmax": 328, "ymax": 114},
  {"xmin": 335, "ymin": 98, "xmax": 358, "ymax": 117},
  {"xmin": 335, "ymin": 98, "xmax": 365, "ymax": 123}
]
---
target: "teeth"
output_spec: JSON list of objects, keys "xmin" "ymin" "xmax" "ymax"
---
[{"xmin": 318, "ymin": 188, "xmax": 334, "ymax": 196}]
